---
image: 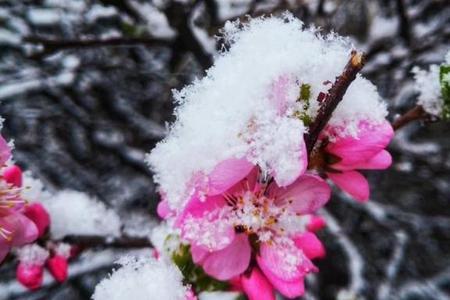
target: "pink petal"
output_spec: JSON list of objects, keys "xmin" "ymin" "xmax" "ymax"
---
[
  {"xmin": 201, "ymin": 234, "xmax": 251, "ymax": 280},
  {"xmin": 23, "ymin": 203, "xmax": 50, "ymax": 238},
  {"xmin": 327, "ymin": 121, "xmax": 394, "ymax": 167},
  {"xmin": 257, "ymin": 252, "xmax": 306, "ymax": 299},
  {"xmin": 266, "ymin": 276, "xmax": 305, "ymax": 299},
  {"xmin": 240, "ymin": 267, "xmax": 275, "ymax": 300},
  {"xmin": 272, "ymin": 174, "xmax": 331, "ymax": 214},
  {"xmin": 208, "ymin": 158, "xmax": 255, "ymax": 196},
  {"xmin": 257, "ymin": 243, "xmax": 302, "ymax": 282},
  {"xmin": 11, "ymin": 214, "xmax": 39, "ymax": 247},
  {"xmin": 190, "ymin": 245, "xmax": 209, "ymax": 264},
  {"xmin": 273, "ymin": 139, "xmax": 308, "ymax": 187},
  {"xmin": 0, "ymin": 135, "xmax": 11, "ymax": 166},
  {"xmin": 352, "ymin": 150, "xmax": 392, "ymax": 170},
  {"xmin": 156, "ymin": 199, "xmax": 173, "ymax": 219},
  {"xmin": 176, "ymin": 195, "xmax": 226, "ymax": 226},
  {"xmin": 3, "ymin": 165, "xmax": 23, "ymax": 187},
  {"xmin": 294, "ymin": 232, "xmax": 326, "ymax": 260},
  {"xmin": 306, "ymin": 216, "xmax": 326, "ymax": 232},
  {"xmin": 327, "ymin": 170, "xmax": 370, "ymax": 202}
]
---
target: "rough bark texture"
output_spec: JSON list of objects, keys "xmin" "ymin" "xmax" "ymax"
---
[{"xmin": 0, "ymin": 0, "xmax": 450, "ymax": 299}]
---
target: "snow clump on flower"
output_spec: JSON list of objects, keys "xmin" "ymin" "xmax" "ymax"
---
[
  {"xmin": 92, "ymin": 256, "xmax": 189, "ymax": 300},
  {"xmin": 147, "ymin": 14, "xmax": 387, "ymax": 211}
]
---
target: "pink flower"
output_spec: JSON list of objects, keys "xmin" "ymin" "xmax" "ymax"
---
[
  {"xmin": 176, "ymin": 158, "xmax": 330, "ymax": 299},
  {"xmin": 0, "ymin": 146, "xmax": 38, "ymax": 262},
  {"xmin": 320, "ymin": 121, "xmax": 394, "ymax": 202},
  {"xmin": 185, "ymin": 288, "xmax": 197, "ymax": 300}
]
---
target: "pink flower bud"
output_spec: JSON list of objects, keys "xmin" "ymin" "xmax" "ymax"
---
[
  {"xmin": 185, "ymin": 288, "xmax": 197, "ymax": 300},
  {"xmin": 47, "ymin": 255, "xmax": 68, "ymax": 283},
  {"xmin": 3, "ymin": 165, "xmax": 22, "ymax": 187},
  {"xmin": 16, "ymin": 262, "xmax": 44, "ymax": 290},
  {"xmin": 307, "ymin": 215, "xmax": 326, "ymax": 232},
  {"xmin": 23, "ymin": 203, "xmax": 50, "ymax": 238}
]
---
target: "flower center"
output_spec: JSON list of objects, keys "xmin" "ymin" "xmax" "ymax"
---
[
  {"xmin": 226, "ymin": 190, "xmax": 308, "ymax": 242},
  {"xmin": 0, "ymin": 182, "xmax": 25, "ymax": 210}
]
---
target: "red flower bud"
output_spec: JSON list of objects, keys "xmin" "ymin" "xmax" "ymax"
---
[
  {"xmin": 307, "ymin": 215, "xmax": 326, "ymax": 232},
  {"xmin": 3, "ymin": 165, "xmax": 22, "ymax": 187},
  {"xmin": 47, "ymin": 255, "xmax": 68, "ymax": 283},
  {"xmin": 16, "ymin": 262, "xmax": 44, "ymax": 290}
]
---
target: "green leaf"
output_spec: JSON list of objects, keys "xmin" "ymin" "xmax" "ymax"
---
[
  {"xmin": 299, "ymin": 83, "xmax": 311, "ymax": 102},
  {"xmin": 440, "ymin": 64, "xmax": 450, "ymax": 120}
]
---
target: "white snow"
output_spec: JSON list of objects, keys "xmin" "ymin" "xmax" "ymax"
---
[
  {"xmin": 92, "ymin": 256, "xmax": 188, "ymax": 300},
  {"xmin": 15, "ymin": 244, "xmax": 49, "ymax": 265},
  {"xmin": 27, "ymin": 9, "xmax": 61, "ymax": 25},
  {"xmin": 412, "ymin": 65, "xmax": 442, "ymax": 116},
  {"xmin": 147, "ymin": 15, "xmax": 387, "ymax": 210},
  {"xmin": 150, "ymin": 222, "xmax": 181, "ymax": 258},
  {"xmin": 21, "ymin": 175, "xmax": 122, "ymax": 239},
  {"xmin": 42, "ymin": 190, "xmax": 122, "ymax": 239}
]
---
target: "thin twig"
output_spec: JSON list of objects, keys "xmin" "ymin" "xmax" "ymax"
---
[
  {"xmin": 25, "ymin": 37, "xmax": 173, "ymax": 57},
  {"xmin": 305, "ymin": 50, "xmax": 366, "ymax": 155},
  {"xmin": 392, "ymin": 105, "xmax": 430, "ymax": 131},
  {"xmin": 62, "ymin": 234, "xmax": 152, "ymax": 250}
]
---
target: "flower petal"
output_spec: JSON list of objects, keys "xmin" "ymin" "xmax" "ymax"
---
[
  {"xmin": 240, "ymin": 267, "xmax": 275, "ymax": 300},
  {"xmin": 156, "ymin": 199, "xmax": 173, "ymax": 219},
  {"xmin": 327, "ymin": 121, "xmax": 394, "ymax": 167},
  {"xmin": 294, "ymin": 232, "xmax": 326, "ymax": 260},
  {"xmin": 265, "ymin": 276, "xmax": 305, "ymax": 299},
  {"xmin": 0, "ymin": 135, "xmax": 11, "ymax": 166},
  {"xmin": 328, "ymin": 170, "xmax": 370, "ymax": 202},
  {"xmin": 272, "ymin": 174, "xmax": 331, "ymax": 214},
  {"xmin": 11, "ymin": 214, "xmax": 39, "ymax": 247},
  {"xmin": 191, "ymin": 244, "xmax": 209, "ymax": 264},
  {"xmin": 23, "ymin": 203, "xmax": 50, "ymax": 238},
  {"xmin": 208, "ymin": 158, "xmax": 255, "ymax": 195},
  {"xmin": 176, "ymin": 195, "xmax": 226, "ymax": 226},
  {"xmin": 306, "ymin": 215, "xmax": 326, "ymax": 232},
  {"xmin": 257, "ymin": 242, "xmax": 305, "ymax": 282},
  {"xmin": 201, "ymin": 234, "xmax": 251, "ymax": 280},
  {"xmin": 352, "ymin": 150, "xmax": 392, "ymax": 170}
]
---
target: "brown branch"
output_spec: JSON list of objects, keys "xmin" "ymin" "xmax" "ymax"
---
[
  {"xmin": 61, "ymin": 234, "xmax": 152, "ymax": 250},
  {"xmin": 392, "ymin": 105, "xmax": 430, "ymax": 131},
  {"xmin": 305, "ymin": 50, "xmax": 366, "ymax": 155}
]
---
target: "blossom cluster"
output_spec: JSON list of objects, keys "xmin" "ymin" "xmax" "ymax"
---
[
  {"xmin": 0, "ymin": 127, "xmax": 72, "ymax": 290},
  {"xmin": 147, "ymin": 15, "xmax": 394, "ymax": 299}
]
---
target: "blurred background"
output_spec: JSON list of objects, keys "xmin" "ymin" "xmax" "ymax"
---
[{"xmin": 0, "ymin": 0, "xmax": 449, "ymax": 299}]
